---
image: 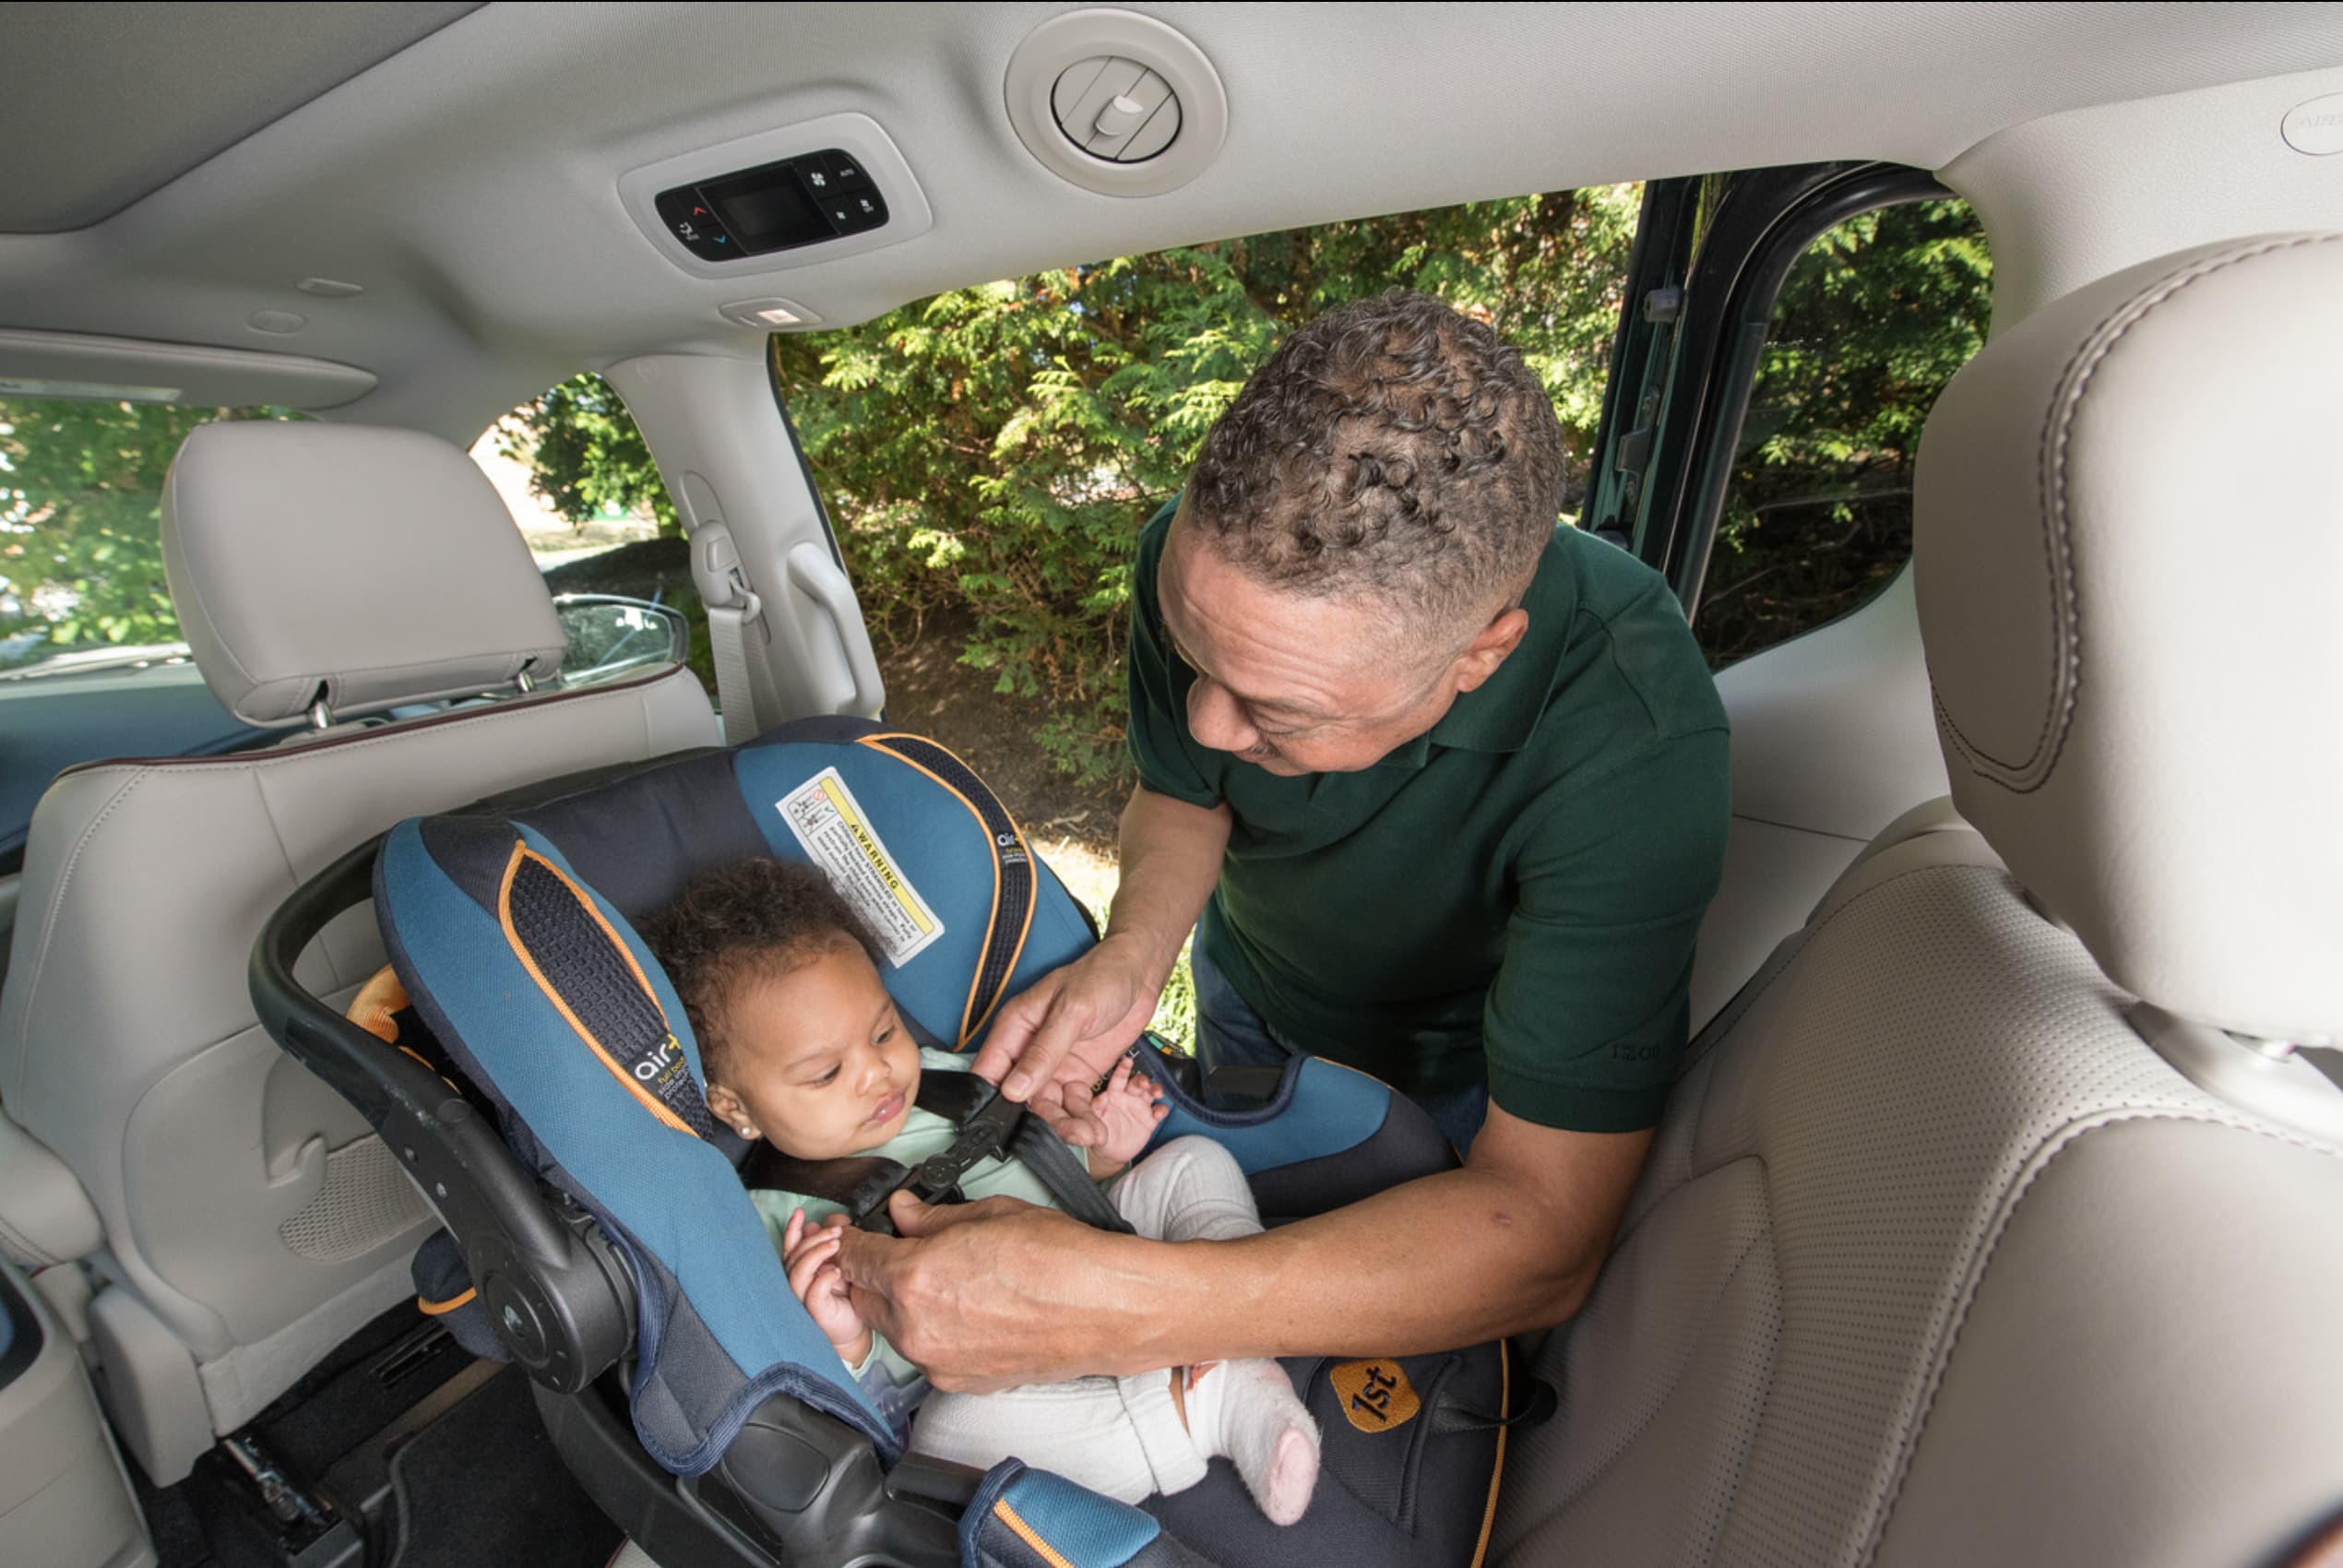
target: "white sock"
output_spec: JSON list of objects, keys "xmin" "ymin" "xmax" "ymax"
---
[{"xmin": 1181, "ymin": 1358, "xmax": 1321, "ymax": 1526}]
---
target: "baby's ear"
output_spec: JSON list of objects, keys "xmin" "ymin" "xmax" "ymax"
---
[{"xmin": 705, "ymin": 1080, "xmax": 748, "ymax": 1130}]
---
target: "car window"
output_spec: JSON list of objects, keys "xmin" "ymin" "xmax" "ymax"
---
[
  {"xmin": 1692, "ymin": 196, "xmax": 1992, "ymax": 668},
  {"xmin": 476, "ymin": 373, "xmax": 713, "ymax": 695},
  {"xmin": 0, "ymin": 398, "xmax": 297, "ymax": 873}
]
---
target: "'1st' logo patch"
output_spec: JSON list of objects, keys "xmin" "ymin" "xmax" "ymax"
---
[{"xmin": 1329, "ymin": 1360, "xmax": 1421, "ymax": 1433}]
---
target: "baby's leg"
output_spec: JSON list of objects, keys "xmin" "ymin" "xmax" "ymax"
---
[
  {"xmin": 1109, "ymin": 1133, "xmax": 1262, "ymax": 1243},
  {"xmin": 1109, "ymin": 1134, "xmax": 1321, "ymax": 1526},
  {"xmin": 910, "ymin": 1372, "xmax": 1205, "ymax": 1505}
]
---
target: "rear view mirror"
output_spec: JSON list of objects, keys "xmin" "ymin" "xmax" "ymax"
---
[{"xmin": 553, "ymin": 594, "xmax": 689, "ymax": 690}]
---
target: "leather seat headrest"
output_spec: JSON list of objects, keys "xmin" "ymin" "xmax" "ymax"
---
[
  {"xmin": 161, "ymin": 421, "xmax": 566, "ymax": 727},
  {"xmin": 1914, "ymin": 232, "xmax": 2343, "ymax": 1044}
]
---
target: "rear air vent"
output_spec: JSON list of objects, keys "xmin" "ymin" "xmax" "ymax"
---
[{"xmin": 1005, "ymin": 9, "xmax": 1227, "ymax": 197}]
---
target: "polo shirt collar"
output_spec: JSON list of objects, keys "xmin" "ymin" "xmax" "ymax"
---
[{"xmin": 1412, "ymin": 530, "xmax": 1579, "ymax": 758}]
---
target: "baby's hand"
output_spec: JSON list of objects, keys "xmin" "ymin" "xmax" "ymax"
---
[
  {"xmin": 782, "ymin": 1208, "xmax": 870, "ymax": 1364},
  {"xmin": 1088, "ymin": 1056, "xmax": 1170, "ymax": 1170}
]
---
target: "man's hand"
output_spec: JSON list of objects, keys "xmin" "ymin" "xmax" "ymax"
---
[
  {"xmin": 834, "ymin": 1107, "xmax": 1653, "ymax": 1391},
  {"xmin": 834, "ymin": 1192, "xmax": 1168, "ymax": 1392},
  {"xmin": 973, "ymin": 935, "xmax": 1160, "ymax": 1115}
]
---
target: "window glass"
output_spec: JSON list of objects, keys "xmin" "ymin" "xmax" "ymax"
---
[
  {"xmin": 1694, "ymin": 197, "xmax": 1992, "ymax": 668},
  {"xmin": 0, "ymin": 398, "xmax": 301, "ymax": 872},
  {"xmin": 477, "ymin": 373, "xmax": 712, "ymax": 695}
]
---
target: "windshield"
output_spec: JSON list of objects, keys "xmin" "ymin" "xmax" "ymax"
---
[{"xmin": 0, "ymin": 397, "xmax": 304, "ymax": 674}]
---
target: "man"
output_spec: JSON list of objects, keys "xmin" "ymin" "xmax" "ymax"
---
[{"xmin": 838, "ymin": 291, "xmax": 1728, "ymax": 1390}]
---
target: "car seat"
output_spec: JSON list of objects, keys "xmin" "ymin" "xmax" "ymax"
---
[
  {"xmin": 0, "ymin": 422, "xmax": 717, "ymax": 1483},
  {"xmin": 1489, "ymin": 234, "xmax": 2343, "ymax": 1565},
  {"xmin": 254, "ymin": 718, "xmax": 1531, "ymax": 1568}
]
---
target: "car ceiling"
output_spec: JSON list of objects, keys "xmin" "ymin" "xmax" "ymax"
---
[{"xmin": 2, "ymin": 1, "xmax": 2341, "ymax": 442}]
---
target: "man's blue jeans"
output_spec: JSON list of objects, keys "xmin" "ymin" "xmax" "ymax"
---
[{"xmin": 1188, "ymin": 944, "xmax": 1490, "ymax": 1158}]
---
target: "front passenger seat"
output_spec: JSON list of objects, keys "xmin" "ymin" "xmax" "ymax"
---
[
  {"xmin": 0, "ymin": 422, "xmax": 718, "ymax": 1483},
  {"xmin": 1493, "ymin": 232, "xmax": 2343, "ymax": 1566}
]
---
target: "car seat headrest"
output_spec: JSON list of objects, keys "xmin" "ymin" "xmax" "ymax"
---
[
  {"xmin": 161, "ymin": 421, "xmax": 566, "ymax": 726},
  {"xmin": 1913, "ymin": 232, "xmax": 2343, "ymax": 1044}
]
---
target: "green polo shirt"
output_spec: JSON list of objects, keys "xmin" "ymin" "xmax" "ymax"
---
[{"xmin": 1127, "ymin": 500, "xmax": 1729, "ymax": 1133}]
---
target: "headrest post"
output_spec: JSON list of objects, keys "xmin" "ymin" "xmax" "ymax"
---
[
  {"xmin": 306, "ymin": 695, "xmax": 334, "ymax": 732},
  {"xmin": 517, "ymin": 670, "xmax": 537, "ymax": 695}
]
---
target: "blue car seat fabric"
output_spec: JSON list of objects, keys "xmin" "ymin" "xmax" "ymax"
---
[{"xmin": 367, "ymin": 717, "xmax": 1519, "ymax": 1563}]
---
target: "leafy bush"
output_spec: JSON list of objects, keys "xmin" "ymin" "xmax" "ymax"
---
[{"xmin": 0, "ymin": 400, "xmax": 297, "ymax": 659}]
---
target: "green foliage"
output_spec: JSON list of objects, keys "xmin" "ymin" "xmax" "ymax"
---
[
  {"xmin": 500, "ymin": 374, "xmax": 681, "ymax": 538},
  {"xmin": 773, "ymin": 187, "xmax": 1644, "ymax": 788},
  {"xmin": 1695, "ymin": 199, "xmax": 1993, "ymax": 666},
  {"xmin": 0, "ymin": 398, "xmax": 296, "ymax": 661}
]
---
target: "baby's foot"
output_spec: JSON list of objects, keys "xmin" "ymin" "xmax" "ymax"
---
[{"xmin": 1186, "ymin": 1359, "xmax": 1321, "ymax": 1526}]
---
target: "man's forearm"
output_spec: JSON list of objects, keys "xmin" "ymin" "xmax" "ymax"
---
[
  {"xmin": 1101, "ymin": 786, "xmax": 1231, "ymax": 992},
  {"xmin": 1070, "ymin": 1115, "xmax": 1650, "ymax": 1376}
]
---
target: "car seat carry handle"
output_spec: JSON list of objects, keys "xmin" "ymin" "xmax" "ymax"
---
[
  {"xmin": 741, "ymin": 1070, "xmax": 1135, "ymax": 1238},
  {"xmin": 252, "ymin": 834, "xmax": 638, "ymax": 1396}
]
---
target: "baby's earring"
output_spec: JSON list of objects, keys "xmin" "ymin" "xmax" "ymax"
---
[{"xmin": 738, "ymin": 1125, "xmax": 756, "ymax": 1139}]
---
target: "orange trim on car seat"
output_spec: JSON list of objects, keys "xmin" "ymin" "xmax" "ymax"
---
[
  {"xmin": 497, "ymin": 842, "xmax": 701, "ymax": 1139},
  {"xmin": 417, "ymin": 1287, "xmax": 477, "ymax": 1315},
  {"xmin": 990, "ymin": 1499, "xmax": 1076, "ymax": 1568},
  {"xmin": 856, "ymin": 734, "xmax": 1039, "ymax": 1048},
  {"xmin": 348, "ymin": 965, "xmax": 411, "ymax": 1043},
  {"xmin": 1469, "ymin": 1338, "xmax": 1512, "ymax": 1568}
]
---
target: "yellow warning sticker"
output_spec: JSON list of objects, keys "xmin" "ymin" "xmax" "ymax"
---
[
  {"xmin": 1329, "ymin": 1360, "xmax": 1421, "ymax": 1433},
  {"xmin": 778, "ymin": 767, "xmax": 944, "ymax": 968}
]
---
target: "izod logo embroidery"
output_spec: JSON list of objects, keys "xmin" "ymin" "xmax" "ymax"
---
[{"xmin": 1330, "ymin": 1360, "xmax": 1421, "ymax": 1433}]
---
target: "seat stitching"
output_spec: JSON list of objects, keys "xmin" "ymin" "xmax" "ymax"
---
[
  {"xmin": 1939, "ymin": 233, "xmax": 2340, "ymax": 791},
  {"xmin": 3, "ymin": 769, "xmax": 149, "ymax": 1106},
  {"xmin": 1858, "ymin": 1107, "xmax": 2343, "ymax": 1564}
]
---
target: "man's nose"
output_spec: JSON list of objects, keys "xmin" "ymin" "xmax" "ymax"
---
[{"xmin": 1186, "ymin": 677, "xmax": 1257, "ymax": 754}]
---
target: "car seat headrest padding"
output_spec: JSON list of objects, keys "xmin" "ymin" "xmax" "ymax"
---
[
  {"xmin": 498, "ymin": 842, "xmax": 718, "ymax": 1140},
  {"xmin": 1913, "ymin": 232, "xmax": 2343, "ymax": 1044},
  {"xmin": 161, "ymin": 421, "xmax": 567, "ymax": 726}
]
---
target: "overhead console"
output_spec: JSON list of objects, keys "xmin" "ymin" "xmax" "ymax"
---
[{"xmin": 619, "ymin": 112, "xmax": 933, "ymax": 281}]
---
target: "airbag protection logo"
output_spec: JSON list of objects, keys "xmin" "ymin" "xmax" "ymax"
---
[{"xmin": 2282, "ymin": 92, "xmax": 2343, "ymax": 156}]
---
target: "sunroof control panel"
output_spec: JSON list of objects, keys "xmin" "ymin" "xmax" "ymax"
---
[{"xmin": 620, "ymin": 113, "xmax": 932, "ymax": 280}]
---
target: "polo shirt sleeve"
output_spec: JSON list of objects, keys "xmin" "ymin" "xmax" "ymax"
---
[
  {"xmin": 1481, "ymin": 727, "xmax": 1730, "ymax": 1133},
  {"xmin": 1124, "ymin": 502, "xmax": 1223, "ymax": 809}
]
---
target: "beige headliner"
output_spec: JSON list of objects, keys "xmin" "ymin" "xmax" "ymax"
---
[{"xmin": 3, "ymin": 2, "xmax": 2341, "ymax": 438}]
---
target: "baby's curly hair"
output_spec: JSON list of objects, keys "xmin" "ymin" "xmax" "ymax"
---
[
  {"xmin": 1184, "ymin": 290, "xmax": 1566, "ymax": 638},
  {"xmin": 637, "ymin": 858, "xmax": 881, "ymax": 1091}
]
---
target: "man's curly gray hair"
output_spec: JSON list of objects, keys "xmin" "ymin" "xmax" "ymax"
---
[{"xmin": 1183, "ymin": 290, "xmax": 1567, "ymax": 636}]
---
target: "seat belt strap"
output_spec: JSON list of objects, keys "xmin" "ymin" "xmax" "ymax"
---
[{"xmin": 707, "ymin": 599, "xmax": 765, "ymax": 748}]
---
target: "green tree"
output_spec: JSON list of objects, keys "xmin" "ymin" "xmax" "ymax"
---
[
  {"xmin": 0, "ymin": 398, "xmax": 293, "ymax": 662},
  {"xmin": 1695, "ymin": 198, "xmax": 1992, "ymax": 665},
  {"xmin": 499, "ymin": 374, "xmax": 680, "ymax": 537}
]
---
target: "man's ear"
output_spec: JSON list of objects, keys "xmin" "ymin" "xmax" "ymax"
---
[{"xmin": 1452, "ymin": 606, "xmax": 1529, "ymax": 694}]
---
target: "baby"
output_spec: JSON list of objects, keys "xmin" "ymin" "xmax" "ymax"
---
[{"xmin": 640, "ymin": 857, "xmax": 1321, "ymax": 1525}]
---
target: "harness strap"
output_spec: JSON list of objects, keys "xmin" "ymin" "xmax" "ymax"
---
[{"xmin": 738, "ymin": 1070, "xmax": 1135, "ymax": 1238}]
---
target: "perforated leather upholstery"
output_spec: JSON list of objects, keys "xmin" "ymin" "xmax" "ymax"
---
[
  {"xmin": 0, "ymin": 423, "xmax": 718, "ymax": 1481},
  {"xmin": 1494, "ymin": 237, "xmax": 2343, "ymax": 1564}
]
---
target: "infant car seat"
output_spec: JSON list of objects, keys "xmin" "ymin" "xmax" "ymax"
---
[{"xmin": 253, "ymin": 717, "xmax": 1534, "ymax": 1568}]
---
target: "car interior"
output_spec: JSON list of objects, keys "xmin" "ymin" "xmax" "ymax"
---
[{"xmin": 0, "ymin": 5, "xmax": 2339, "ymax": 1566}]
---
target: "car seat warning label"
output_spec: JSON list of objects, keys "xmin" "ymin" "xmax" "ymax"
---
[{"xmin": 778, "ymin": 767, "xmax": 944, "ymax": 968}]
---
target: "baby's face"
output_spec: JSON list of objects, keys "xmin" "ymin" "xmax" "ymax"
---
[{"xmin": 722, "ymin": 943, "xmax": 920, "ymax": 1160}]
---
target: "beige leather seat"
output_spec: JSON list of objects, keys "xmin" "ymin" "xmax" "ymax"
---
[
  {"xmin": 0, "ymin": 422, "xmax": 717, "ymax": 1482},
  {"xmin": 1494, "ymin": 233, "xmax": 2343, "ymax": 1566}
]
